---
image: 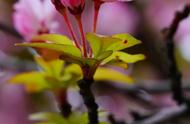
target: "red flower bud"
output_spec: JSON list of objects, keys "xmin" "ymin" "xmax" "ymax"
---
[
  {"xmin": 51, "ymin": 0, "xmax": 66, "ymax": 15},
  {"xmin": 93, "ymin": 0, "xmax": 132, "ymax": 2},
  {"xmin": 61, "ymin": 0, "xmax": 85, "ymax": 15}
]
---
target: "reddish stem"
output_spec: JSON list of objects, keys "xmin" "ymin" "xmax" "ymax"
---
[
  {"xmin": 63, "ymin": 12, "xmax": 81, "ymax": 50},
  {"xmin": 76, "ymin": 15, "xmax": 87, "ymax": 57},
  {"xmin": 93, "ymin": 1, "xmax": 102, "ymax": 33}
]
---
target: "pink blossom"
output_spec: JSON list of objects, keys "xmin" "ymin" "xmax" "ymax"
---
[
  {"xmin": 13, "ymin": 0, "xmax": 58, "ymax": 40},
  {"xmin": 96, "ymin": 2, "xmax": 138, "ymax": 35}
]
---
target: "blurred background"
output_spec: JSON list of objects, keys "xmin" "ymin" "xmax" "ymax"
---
[{"xmin": 1, "ymin": 0, "xmax": 190, "ymax": 124}]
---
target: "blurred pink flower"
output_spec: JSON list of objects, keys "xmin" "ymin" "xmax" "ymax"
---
[
  {"xmin": 96, "ymin": 2, "xmax": 138, "ymax": 35},
  {"xmin": 145, "ymin": 0, "xmax": 189, "ymax": 31},
  {"xmin": 13, "ymin": 0, "xmax": 59, "ymax": 40}
]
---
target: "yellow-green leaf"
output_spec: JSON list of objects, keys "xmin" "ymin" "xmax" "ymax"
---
[
  {"xmin": 9, "ymin": 72, "xmax": 49, "ymax": 93},
  {"xmin": 49, "ymin": 59, "xmax": 64, "ymax": 78},
  {"xmin": 94, "ymin": 67, "xmax": 134, "ymax": 84},
  {"xmin": 103, "ymin": 51, "xmax": 145, "ymax": 64},
  {"xmin": 35, "ymin": 56, "xmax": 52, "ymax": 75},
  {"xmin": 16, "ymin": 43, "xmax": 81, "ymax": 57},
  {"xmin": 64, "ymin": 64, "xmax": 82, "ymax": 76},
  {"xmin": 86, "ymin": 33, "xmax": 120, "ymax": 57},
  {"xmin": 35, "ymin": 56, "xmax": 64, "ymax": 78},
  {"xmin": 30, "ymin": 112, "xmax": 107, "ymax": 124},
  {"xmin": 30, "ymin": 112, "xmax": 67, "ymax": 124},
  {"xmin": 96, "ymin": 50, "xmax": 113, "ymax": 61},
  {"xmin": 109, "ymin": 33, "xmax": 142, "ymax": 51},
  {"xmin": 86, "ymin": 32, "xmax": 102, "ymax": 57},
  {"xmin": 32, "ymin": 34, "xmax": 74, "ymax": 45}
]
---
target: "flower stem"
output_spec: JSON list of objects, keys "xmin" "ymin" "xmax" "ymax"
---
[
  {"xmin": 63, "ymin": 12, "xmax": 81, "ymax": 50},
  {"xmin": 93, "ymin": 1, "xmax": 103, "ymax": 33},
  {"xmin": 76, "ymin": 15, "xmax": 87, "ymax": 57},
  {"xmin": 77, "ymin": 78, "xmax": 99, "ymax": 124}
]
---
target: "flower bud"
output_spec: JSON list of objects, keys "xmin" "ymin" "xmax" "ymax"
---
[
  {"xmin": 51, "ymin": 0, "xmax": 66, "ymax": 15},
  {"xmin": 94, "ymin": 0, "xmax": 132, "ymax": 2},
  {"xmin": 62, "ymin": 0, "xmax": 85, "ymax": 15}
]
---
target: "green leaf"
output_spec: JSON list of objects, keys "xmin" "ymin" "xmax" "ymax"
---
[
  {"xmin": 49, "ymin": 59, "xmax": 64, "ymax": 78},
  {"xmin": 95, "ymin": 67, "xmax": 134, "ymax": 84},
  {"xmin": 86, "ymin": 32, "xmax": 102, "ymax": 57},
  {"xmin": 30, "ymin": 112, "xmax": 67, "ymax": 124},
  {"xmin": 103, "ymin": 51, "xmax": 145, "ymax": 64},
  {"xmin": 35, "ymin": 57, "xmax": 64, "ymax": 78},
  {"xmin": 35, "ymin": 56, "xmax": 52, "ymax": 74},
  {"xmin": 110, "ymin": 33, "xmax": 142, "ymax": 51},
  {"xmin": 86, "ymin": 33, "xmax": 120, "ymax": 58},
  {"xmin": 16, "ymin": 43, "xmax": 81, "ymax": 57},
  {"xmin": 9, "ymin": 72, "xmax": 49, "ymax": 93},
  {"xmin": 96, "ymin": 50, "xmax": 113, "ymax": 61},
  {"xmin": 63, "ymin": 64, "xmax": 134, "ymax": 84},
  {"xmin": 64, "ymin": 64, "xmax": 82, "ymax": 76},
  {"xmin": 30, "ymin": 112, "xmax": 108, "ymax": 124},
  {"xmin": 32, "ymin": 34, "xmax": 74, "ymax": 46},
  {"xmin": 87, "ymin": 33, "xmax": 142, "ymax": 58},
  {"xmin": 59, "ymin": 54, "xmax": 84, "ymax": 66},
  {"xmin": 30, "ymin": 112, "xmax": 88, "ymax": 124}
]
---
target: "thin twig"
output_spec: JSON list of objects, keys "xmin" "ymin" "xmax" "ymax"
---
[
  {"xmin": 133, "ymin": 104, "xmax": 187, "ymax": 124},
  {"xmin": 108, "ymin": 114, "xmax": 126, "ymax": 124},
  {"xmin": 0, "ymin": 22, "xmax": 22, "ymax": 39},
  {"xmin": 163, "ymin": 4, "xmax": 190, "ymax": 105}
]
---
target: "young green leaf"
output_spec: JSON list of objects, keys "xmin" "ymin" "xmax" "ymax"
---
[
  {"xmin": 109, "ymin": 33, "xmax": 142, "ymax": 51},
  {"xmin": 30, "ymin": 112, "xmax": 108, "ymax": 124},
  {"xmin": 9, "ymin": 72, "xmax": 49, "ymax": 93},
  {"xmin": 16, "ymin": 43, "xmax": 81, "ymax": 57},
  {"xmin": 103, "ymin": 51, "xmax": 145, "ymax": 64},
  {"xmin": 86, "ymin": 33, "xmax": 120, "ymax": 57},
  {"xmin": 96, "ymin": 50, "xmax": 113, "ymax": 61},
  {"xmin": 94, "ymin": 67, "xmax": 134, "ymax": 84},
  {"xmin": 32, "ymin": 34, "xmax": 74, "ymax": 46},
  {"xmin": 64, "ymin": 64, "xmax": 134, "ymax": 84},
  {"xmin": 86, "ymin": 32, "xmax": 102, "ymax": 57},
  {"xmin": 30, "ymin": 112, "xmax": 67, "ymax": 124}
]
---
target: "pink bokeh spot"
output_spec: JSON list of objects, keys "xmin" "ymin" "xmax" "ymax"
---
[{"xmin": 13, "ymin": 0, "xmax": 58, "ymax": 40}]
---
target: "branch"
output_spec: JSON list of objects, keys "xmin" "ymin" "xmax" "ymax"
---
[
  {"xmin": 108, "ymin": 114, "xmax": 126, "ymax": 124},
  {"xmin": 133, "ymin": 104, "xmax": 187, "ymax": 124},
  {"xmin": 163, "ymin": 4, "xmax": 190, "ymax": 105},
  {"xmin": 78, "ymin": 78, "xmax": 98, "ymax": 124},
  {"xmin": 56, "ymin": 89, "xmax": 72, "ymax": 117},
  {"xmin": 0, "ymin": 22, "xmax": 23, "ymax": 39}
]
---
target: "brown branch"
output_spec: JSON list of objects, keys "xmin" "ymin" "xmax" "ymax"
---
[
  {"xmin": 163, "ymin": 4, "xmax": 190, "ymax": 105},
  {"xmin": 133, "ymin": 104, "xmax": 187, "ymax": 124},
  {"xmin": 78, "ymin": 78, "xmax": 99, "ymax": 124},
  {"xmin": 56, "ymin": 89, "xmax": 72, "ymax": 117},
  {"xmin": 0, "ymin": 22, "xmax": 23, "ymax": 39},
  {"xmin": 108, "ymin": 114, "xmax": 126, "ymax": 124},
  {"xmin": 130, "ymin": 4, "xmax": 190, "ymax": 124}
]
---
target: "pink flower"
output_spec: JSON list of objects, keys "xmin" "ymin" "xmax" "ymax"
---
[
  {"xmin": 93, "ymin": 0, "xmax": 133, "ymax": 32},
  {"xmin": 13, "ymin": 0, "xmax": 58, "ymax": 40}
]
